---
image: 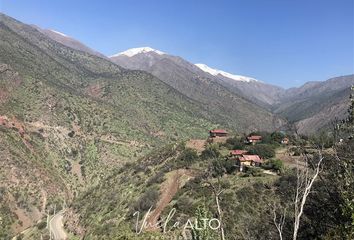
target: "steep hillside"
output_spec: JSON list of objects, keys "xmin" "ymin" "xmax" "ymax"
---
[
  {"xmin": 0, "ymin": 13, "xmax": 229, "ymax": 237},
  {"xmin": 68, "ymin": 141, "xmax": 280, "ymax": 239},
  {"xmin": 110, "ymin": 47, "xmax": 285, "ymax": 132},
  {"xmin": 194, "ymin": 63, "xmax": 284, "ymax": 108},
  {"xmin": 274, "ymin": 75, "xmax": 354, "ymax": 133},
  {"xmin": 214, "ymin": 75, "xmax": 284, "ymax": 109}
]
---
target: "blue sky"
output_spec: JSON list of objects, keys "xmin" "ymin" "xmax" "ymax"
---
[{"xmin": 1, "ymin": 0, "xmax": 353, "ymax": 88}]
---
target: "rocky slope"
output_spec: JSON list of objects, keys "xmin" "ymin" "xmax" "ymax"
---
[
  {"xmin": 194, "ymin": 63, "xmax": 285, "ymax": 108},
  {"xmin": 274, "ymin": 75, "xmax": 354, "ymax": 134}
]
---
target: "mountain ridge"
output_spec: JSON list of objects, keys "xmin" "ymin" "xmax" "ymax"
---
[
  {"xmin": 110, "ymin": 46, "xmax": 285, "ymax": 132},
  {"xmin": 195, "ymin": 63, "xmax": 258, "ymax": 82},
  {"xmin": 110, "ymin": 46, "xmax": 353, "ymax": 134}
]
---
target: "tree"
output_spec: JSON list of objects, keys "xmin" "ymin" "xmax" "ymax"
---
[
  {"xmin": 348, "ymin": 85, "xmax": 354, "ymax": 124},
  {"xmin": 248, "ymin": 144, "xmax": 275, "ymax": 159},
  {"xmin": 205, "ymin": 179, "xmax": 226, "ymax": 240},
  {"xmin": 272, "ymin": 86, "xmax": 354, "ymax": 239},
  {"xmin": 273, "ymin": 147, "xmax": 324, "ymax": 240},
  {"xmin": 300, "ymin": 87, "xmax": 354, "ymax": 239},
  {"xmin": 273, "ymin": 203, "xmax": 287, "ymax": 240},
  {"xmin": 211, "ymin": 160, "xmax": 225, "ymax": 177},
  {"xmin": 201, "ymin": 144, "xmax": 220, "ymax": 160},
  {"xmin": 329, "ymin": 86, "xmax": 354, "ymax": 237},
  {"xmin": 292, "ymin": 151, "xmax": 324, "ymax": 240},
  {"xmin": 271, "ymin": 132, "xmax": 285, "ymax": 143},
  {"xmin": 324, "ymin": 141, "xmax": 354, "ymax": 239},
  {"xmin": 262, "ymin": 159, "xmax": 284, "ymax": 171},
  {"xmin": 225, "ymin": 136, "xmax": 245, "ymax": 150},
  {"xmin": 177, "ymin": 148, "xmax": 199, "ymax": 167}
]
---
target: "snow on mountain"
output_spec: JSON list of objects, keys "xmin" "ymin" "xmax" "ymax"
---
[
  {"xmin": 110, "ymin": 47, "xmax": 165, "ymax": 58},
  {"xmin": 195, "ymin": 63, "xmax": 258, "ymax": 82},
  {"xmin": 49, "ymin": 29, "xmax": 68, "ymax": 37}
]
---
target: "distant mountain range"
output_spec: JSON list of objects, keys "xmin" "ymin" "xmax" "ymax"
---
[
  {"xmin": 29, "ymin": 25, "xmax": 353, "ymax": 134},
  {"xmin": 110, "ymin": 46, "xmax": 284, "ymax": 132},
  {"xmin": 3, "ymin": 13, "xmax": 351, "ymax": 135},
  {"xmin": 110, "ymin": 47, "xmax": 353, "ymax": 134},
  {"xmin": 274, "ymin": 75, "xmax": 354, "ymax": 133}
]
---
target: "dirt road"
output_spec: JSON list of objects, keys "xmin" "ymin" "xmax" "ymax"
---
[
  {"xmin": 50, "ymin": 211, "xmax": 67, "ymax": 240},
  {"xmin": 146, "ymin": 169, "xmax": 195, "ymax": 230}
]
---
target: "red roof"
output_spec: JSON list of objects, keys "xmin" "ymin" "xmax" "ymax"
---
[
  {"xmin": 230, "ymin": 150, "xmax": 248, "ymax": 155},
  {"xmin": 210, "ymin": 129, "xmax": 228, "ymax": 134},
  {"xmin": 247, "ymin": 135, "xmax": 262, "ymax": 141},
  {"xmin": 239, "ymin": 155, "xmax": 262, "ymax": 163}
]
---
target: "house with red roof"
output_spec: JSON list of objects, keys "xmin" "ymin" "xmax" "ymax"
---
[
  {"xmin": 230, "ymin": 149, "xmax": 248, "ymax": 157},
  {"xmin": 209, "ymin": 129, "xmax": 228, "ymax": 138},
  {"xmin": 236, "ymin": 154, "xmax": 263, "ymax": 171}
]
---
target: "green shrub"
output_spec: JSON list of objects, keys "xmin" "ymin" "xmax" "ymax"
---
[
  {"xmin": 211, "ymin": 160, "xmax": 225, "ymax": 177},
  {"xmin": 291, "ymin": 147, "xmax": 302, "ymax": 156},
  {"xmin": 224, "ymin": 158, "xmax": 237, "ymax": 174},
  {"xmin": 175, "ymin": 148, "xmax": 199, "ymax": 168},
  {"xmin": 271, "ymin": 132, "xmax": 285, "ymax": 143},
  {"xmin": 16, "ymin": 234, "xmax": 24, "ymax": 240},
  {"xmin": 263, "ymin": 159, "xmax": 283, "ymax": 172},
  {"xmin": 37, "ymin": 220, "xmax": 47, "ymax": 230},
  {"xmin": 201, "ymin": 144, "xmax": 220, "ymax": 160},
  {"xmin": 146, "ymin": 171, "xmax": 165, "ymax": 186},
  {"xmin": 248, "ymin": 144, "xmax": 275, "ymax": 159},
  {"xmin": 132, "ymin": 187, "xmax": 159, "ymax": 213},
  {"xmin": 310, "ymin": 132, "xmax": 334, "ymax": 148},
  {"xmin": 224, "ymin": 136, "xmax": 245, "ymax": 150},
  {"xmin": 175, "ymin": 195, "xmax": 195, "ymax": 216},
  {"xmin": 243, "ymin": 166, "xmax": 264, "ymax": 177}
]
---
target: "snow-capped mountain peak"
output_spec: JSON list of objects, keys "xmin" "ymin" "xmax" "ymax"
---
[
  {"xmin": 195, "ymin": 63, "xmax": 258, "ymax": 82},
  {"xmin": 110, "ymin": 47, "xmax": 165, "ymax": 58}
]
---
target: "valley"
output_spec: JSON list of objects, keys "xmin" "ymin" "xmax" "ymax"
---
[{"xmin": 0, "ymin": 11, "xmax": 353, "ymax": 240}]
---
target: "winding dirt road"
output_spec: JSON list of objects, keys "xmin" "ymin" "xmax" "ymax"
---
[{"xmin": 50, "ymin": 211, "xmax": 67, "ymax": 240}]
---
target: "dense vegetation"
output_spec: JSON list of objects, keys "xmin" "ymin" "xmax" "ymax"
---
[{"xmin": 66, "ymin": 121, "xmax": 354, "ymax": 240}]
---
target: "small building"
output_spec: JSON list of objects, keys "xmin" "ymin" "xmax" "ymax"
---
[
  {"xmin": 209, "ymin": 129, "xmax": 228, "ymax": 138},
  {"xmin": 230, "ymin": 149, "xmax": 248, "ymax": 157},
  {"xmin": 281, "ymin": 137, "xmax": 289, "ymax": 144},
  {"xmin": 247, "ymin": 135, "xmax": 262, "ymax": 144},
  {"xmin": 236, "ymin": 154, "xmax": 262, "ymax": 171}
]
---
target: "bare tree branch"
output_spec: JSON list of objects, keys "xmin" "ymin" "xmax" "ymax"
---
[
  {"xmin": 273, "ymin": 205, "xmax": 287, "ymax": 240},
  {"xmin": 293, "ymin": 150, "xmax": 324, "ymax": 240},
  {"xmin": 205, "ymin": 179, "xmax": 225, "ymax": 240}
]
